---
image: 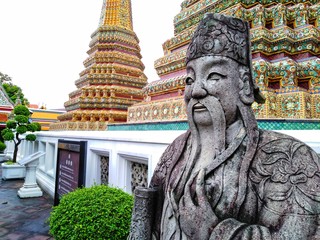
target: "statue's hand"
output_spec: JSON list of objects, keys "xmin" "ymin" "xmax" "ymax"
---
[{"xmin": 178, "ymin": 169, "xmax": 218, "ymax": 239}]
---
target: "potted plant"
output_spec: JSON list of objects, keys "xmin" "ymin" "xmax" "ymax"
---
[{"xmin": 1, "ymin": 104, "xmax": 41, "ymax": 180}]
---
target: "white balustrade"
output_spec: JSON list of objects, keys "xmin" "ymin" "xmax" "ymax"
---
[{"xmin": 8, "ymin": 130, "xmax": 320, "ymax": 199}]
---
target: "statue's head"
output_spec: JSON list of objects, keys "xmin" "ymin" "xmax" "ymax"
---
[{"xmin": 184, "ymin": 13, "xmax": 264, "ymax": 127}]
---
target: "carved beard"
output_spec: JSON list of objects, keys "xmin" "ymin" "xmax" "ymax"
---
[
  {"xmin": 169, "ymin": 96, "xmax": 227, "ymax": 210},
  {"xmin": 187, "ymin": 96, "xmax": 226, "ymax": 161}
]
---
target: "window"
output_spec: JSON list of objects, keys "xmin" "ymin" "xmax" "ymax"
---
[
  {"xmin": 265, "ymin": 19, "xmax": 273, "ymax": 29},
  {"xmin": 268, "ymin": 79, "xmax": 281, "ymax": 89},
  {"xmin": 309, "ymin": 18, "xmax": 316, "ymax": 27},
  {"xmin": 287, "ymin": 20, "xmax": 295, "ymax": 29},
  {"xmin": 298, "ymin": 79, "xmax": 309, "ymax": 90}
]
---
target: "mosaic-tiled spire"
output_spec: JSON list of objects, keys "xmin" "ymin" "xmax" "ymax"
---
[
  {"xmin": 127, "ymin": 0, "xmax": 320, "ymax": 123},
  {"xmin": 99, "ymin": 0, "xmax": 133, "ymax": 30},
  {"xmin": 50, "ymin": 0, "xmax": 147, "ymax": 131}
]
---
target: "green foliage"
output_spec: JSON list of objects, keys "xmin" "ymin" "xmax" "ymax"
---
[
  {"xmin": 1, "ymin": 104, "xmax": 41, "ymax": 162},
  {"xmin": 3, "ymin": 160, "xmax": 14, "ymax": 165},
  {"xmin": 13, "ymin": 105, "xmax": 30, "ymax": 116},
  {"xmin": 2, "ymin": 130, "xmax": 14, "ymax": 141},
  {"xmin": 0, "ymin": 72, "xmax": 12, "ymax": 83},
  {"xmin": 3, "ymin": 83, "xmax": 29, "ymax": 105},
  {"xmin": 16, "ymin": 125, "xmax": 27, "ymax": 134},
  {"xmin": 25, "ymin": 134, "xmax": 36, "ymax": 141},
  {"xmin": 0, "ymin": 141, "xmax": 6, "ymax": 152},
  {"xmin": 49, "ymin": 185, "xmax": 134, "ymax": 240},
  {"xmin": 6, "ymin": 120, "xmax": 17, "ymax": 129},
  {"xmin": 27, "ymin": 123, "xmax": 37, "ymax": 132},
  {"xmin": 1, "ymin": 128, "xmax": 10, "ymax": 136},
  {"xmin": 32, "ymin": 122, "xmax": 42, "ymax": 131},
  {"xmin": 0, "ymin": 71, "xmax": 29, "ymax": 105},
  {"xmin": 14, "ymin": 115, "xmax": 29, "ymax": 124}
]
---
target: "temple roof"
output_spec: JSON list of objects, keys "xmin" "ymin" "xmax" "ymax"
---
[{"xmin": 0, "ymin": 84, "xmax": 14, "ymax": 107}]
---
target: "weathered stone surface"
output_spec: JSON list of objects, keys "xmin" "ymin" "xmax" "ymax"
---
[
  {"xmin": 128, "ymin": 187, "xmax": 157, "ymax": 240},
  {"xmin": 128, "ymin": 13, "xmax": 320, "ymax": 240}
]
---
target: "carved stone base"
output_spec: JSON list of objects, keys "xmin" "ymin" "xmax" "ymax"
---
[{"xmin": 18, "ymin": 186, "xmax": 43, "ymax": 198}]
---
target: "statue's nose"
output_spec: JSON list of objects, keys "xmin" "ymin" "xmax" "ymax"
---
[{"xmin": 192, "ymin": 81, "xmax": 207, "ymax": 99}]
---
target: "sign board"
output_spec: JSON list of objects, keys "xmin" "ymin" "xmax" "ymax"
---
[{"xmin": 54, "ymin": 140, "xmax": 87, "ymax": 205}]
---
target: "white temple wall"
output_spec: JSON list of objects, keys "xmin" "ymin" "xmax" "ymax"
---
[
  {"xmin": 10, "ymin": 131, "xmax": 183, "ymax": 198},
  {"xmin": 8, "ymin": 130, "xmax": 320, "ymax": 199}
]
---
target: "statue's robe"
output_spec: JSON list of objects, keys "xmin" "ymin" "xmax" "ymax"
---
[{"xmin": 150, "ymin": 129, "xmax": 320, "ymax": 239}]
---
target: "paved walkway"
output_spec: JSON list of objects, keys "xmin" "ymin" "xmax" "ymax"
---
[{"xmin": 0, "ymin": 169, "xmax": 53, "ymax": 240}]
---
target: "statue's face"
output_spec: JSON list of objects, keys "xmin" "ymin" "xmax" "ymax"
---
[{"xmin": 184, "ymin": 56, "xmax": 240, "ymax": 127}]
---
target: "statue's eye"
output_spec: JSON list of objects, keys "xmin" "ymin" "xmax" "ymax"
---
[
  {"xmin": 185, "ymin": 77, "xmax": 194, "ymax": 85},
  {"xmin": 207, "ymin": 73, "xmax": 224, "ymax": 82}
]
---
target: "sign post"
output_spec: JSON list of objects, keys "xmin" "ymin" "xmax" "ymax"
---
[{"xmin": 54, "ymin": 140, "xmax": 87, "ymax": 206}]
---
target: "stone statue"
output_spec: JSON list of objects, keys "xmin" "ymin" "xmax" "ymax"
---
[{"xmin": 128, "ymin": 13, "xmax": 320, "ymax": 240}]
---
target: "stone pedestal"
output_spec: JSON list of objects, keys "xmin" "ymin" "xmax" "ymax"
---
[
  {"xmin": 18, "ymin": 164, "xmax": 43, "ymax": 198},
  {"xmin": 17, "ymin": 151, "xmax": 45, "ymax": 198}
]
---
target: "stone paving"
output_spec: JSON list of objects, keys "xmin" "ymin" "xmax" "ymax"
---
[{"xmin": 0, "ymin": 169, "xmax": 53, "ymax": 240}]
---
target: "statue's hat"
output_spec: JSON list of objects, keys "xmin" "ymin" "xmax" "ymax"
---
[{"xmin": 186, "ymin": 13, "xmax": 265, "ymax": 103}]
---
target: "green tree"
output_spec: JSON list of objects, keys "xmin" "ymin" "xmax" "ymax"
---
[
  {"xmin": 0, "ymin": 71, "xmax": 29, "ymax": 105},
  {"xmin": 1, "ymin": 105, "xmax": 41, "ymax": 163},
  {"xmin": 0, "ymin": 72, "xmax": 12, "ymax": 83},
  {"xmin": 3, "ymin": 83, "xmax": 29, "ymax": 105}
]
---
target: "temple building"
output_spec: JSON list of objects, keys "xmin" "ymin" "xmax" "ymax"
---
[
  {"xmin": 126, "ymin": 0, "xmax": 320, "ymax": 126},
  {"xmin": 50, "ymin": 0, "xmax": 147, "ymax": 131},
  {"xmin": 29, "ymin": 108, "xmax": 65, "ymax": 131},
  {"xmin": 0, "ymin": 85, "xmax": 13, "ymax": 130},
  {"xmin": 10, "ymin": 0, "xmax": 320, "ymax": 208}
]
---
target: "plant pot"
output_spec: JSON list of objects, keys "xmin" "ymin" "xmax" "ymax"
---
[
  {"xmin": 0, "ymin": 153, "xmax": 6, "ymax": 163},
  {"xmin": 1, "ymin": 163, "xmax": 26, "ymax": 180}
]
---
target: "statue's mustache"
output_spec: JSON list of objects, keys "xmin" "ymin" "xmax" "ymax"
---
[{"xmin": 187, "ymin": 96, "xmax": 222, "ymax": 114}]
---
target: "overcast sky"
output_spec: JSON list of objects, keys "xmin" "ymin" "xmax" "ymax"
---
[{"xmin": 0, "ymin": 1, "xmax": 181, "ymax": 109}]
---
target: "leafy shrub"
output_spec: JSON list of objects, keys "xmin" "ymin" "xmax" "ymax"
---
[
  {"xmin": 32, "ymin": 122, "xmax": 41, "ymax": 131},
  {"xmin": 2, "ymin": 130, "xmax": 14, "ymax": 141},
  {"xmin": 26, "ymin": 122, "xmax": 41, "ymax": 132},
  {"xmin": 14, "ymin": 104, "xmax": 30, "ymax": 116},
  {"xmin": 0, "ymin": 141, "xmax": 6, "ymax": 152},
  {"xmin": 16, "ymin": 125, "xmax": 27, "ymax": 134},
  {"xmin": 6, "ymin": 120, "xmax": 17, "ymax": 129},
  {"xmin": 49, "ymin": 185, "xmax": 134, "ymax": 240},
  {"xmin": 14, "ymin": 115, "xmax": 29, "ymax": 123},
  {"xmin": 25, "ymin": 134, "xmax": 36, "ymax": 141}
]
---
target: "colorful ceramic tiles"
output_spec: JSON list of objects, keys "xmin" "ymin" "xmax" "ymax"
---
[
  {"xmin": 108, "ymin": 119, "xmax": 320, "ymax": 131},
  {"xmin": 50, "ymin": 0, "xmax": 147, "ymax": 131},
  {"xmin": 127, "ymin": 97, "xmax": 187, "ymax": 123},
  {"xmin": 127, "ymin": 0, "xmax": 319, "ymax": 124}
]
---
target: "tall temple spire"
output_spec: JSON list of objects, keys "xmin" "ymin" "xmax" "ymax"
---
[
  {"xmin": 99, "ymin": 0, "xmax": 133, "ymax": 30},
  {"xmin": 50, "ymin": 0, "xmax": 147, "ymax": 131},
  {"xmin": 127, "ymin": 0, "xmax": 320, "ymax": 124}
]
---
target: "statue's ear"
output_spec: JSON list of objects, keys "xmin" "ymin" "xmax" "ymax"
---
[{"xmin": 239, "ymin": 67, "xmax": 254, "ymax": 105}]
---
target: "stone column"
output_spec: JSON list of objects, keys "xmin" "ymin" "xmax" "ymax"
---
[{"xmin": 18, "ymin": 162, "xmax": 43, "ymax": 198}]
